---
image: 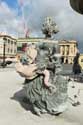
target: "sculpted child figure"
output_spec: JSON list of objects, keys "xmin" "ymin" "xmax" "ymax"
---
[{"xmin": 18, "ymin": 44, "xmax": 56, "ymax": 91}]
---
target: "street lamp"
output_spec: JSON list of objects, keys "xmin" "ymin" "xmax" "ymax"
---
[{"xmin": 2, "ymin": 37, "xmax": 6, "ymax": 68}]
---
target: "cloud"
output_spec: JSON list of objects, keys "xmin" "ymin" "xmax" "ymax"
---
[
  {"xmin": 22, "ymin": 0, "xmax": 83, "ymax": 42},
  {"xmin": 0, "ymin": 1, "xmax": 24, "ymax": 37},
  {"xmin": 0, "ymin": 0, "xmax": 83, "ymax": 52}
]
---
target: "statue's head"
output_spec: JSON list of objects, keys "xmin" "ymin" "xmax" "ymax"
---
[{"xmin": 26, "ymin": 44, "xmax": 37, "ymax": 63}]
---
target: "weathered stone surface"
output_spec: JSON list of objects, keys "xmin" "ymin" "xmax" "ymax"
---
[{"xmin": 21, "ymin": 42, "xmax": 69, "ymax": 115}]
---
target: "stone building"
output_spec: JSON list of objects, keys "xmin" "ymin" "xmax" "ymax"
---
[
  {"xmin": 17, "ymin": 37, "xmax": 58, "ymax": 52},
  {"xmin": 79, "ymin": 54, "xmax": 83, "ymax": 69},
  {"xmin": 0, "ymin": 35, "xmax": 17, "ymax": 59},
  {"xmin": 17, "ymin": 38, "xmax": 78, "ymax": 64},
  {"xmin": 59, "ymin": 40, "xmax": 78, "ymax": 64}
]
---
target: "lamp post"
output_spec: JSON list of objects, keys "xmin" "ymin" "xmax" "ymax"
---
[{"xmin": 2, "ymin": 37, "xmax": 6, "ymax": 68}]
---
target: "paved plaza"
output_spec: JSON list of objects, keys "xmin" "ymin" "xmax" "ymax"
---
[{"xmin": 0, "ymin": 68, "xmax": 83, "ymax": 125}]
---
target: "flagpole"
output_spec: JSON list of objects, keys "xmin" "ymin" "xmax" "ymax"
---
[
  {"xmin": 18, "ymin": 0, "xmax": 30, "ymax": 38},
  {"xmin": 17, "ymin": 0, "xmax": 25, "ymax": 37},
  {"xmin": 21, "ymin": 5, "xmax": 26, "ymax": 37},
  {"xmin": 21, "ymin": 5, "xmax": 29, "ymax": 38},
  {"xmin": 17, "ymin": 0, "xmax": 21, "ymax": 38}
]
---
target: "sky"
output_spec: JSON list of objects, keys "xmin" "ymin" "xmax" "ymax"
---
[{"xmin": 0, "ymin": 0, "xmax": 83, "ymax": 52}]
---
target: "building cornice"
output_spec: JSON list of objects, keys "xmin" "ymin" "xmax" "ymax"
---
[
  {"xmin": 0, "ymin": 35, "xmax": 16, "ymax": 41},
  {"xmin": 59, "ymin": 40, "xmax": 77, "ymax": 44}
]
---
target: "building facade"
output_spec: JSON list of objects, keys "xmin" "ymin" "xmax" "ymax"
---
[
  {"xmin": 59, "ymin": 40, "xmax": 78, "ymax": 64},
  {"xmin": 17, "ymin": 37, "xmax": 58, "ymax": 52},
  {"xmin": 79, "ymin": 54, "xmax": 83, "ymax": 69},
  {"xmin": 17, "ymin": 38, "xmax": 78, "ymax": 64},
  {"xmin": 0, "ymin": 35, "xmax": 17, "ymax": 59}
]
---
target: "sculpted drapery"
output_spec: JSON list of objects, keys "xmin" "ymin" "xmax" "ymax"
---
[{"xmin": 16, "ymin": 42, "xmax": 68, "ymax": 116}]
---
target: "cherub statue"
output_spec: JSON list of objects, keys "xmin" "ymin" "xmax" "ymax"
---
[{"xmin": 16, "ymin": 43, "xmax": 56, "ymax": 91}]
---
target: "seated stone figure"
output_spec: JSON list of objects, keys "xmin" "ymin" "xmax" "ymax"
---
[{"xmin": 16, "ymin": 42, "xmax": 68, "ymax": 116}]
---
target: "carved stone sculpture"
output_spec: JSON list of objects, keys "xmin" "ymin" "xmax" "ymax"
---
[
  {"xmin": 42, "ymin": 17, "xmax": 59, "ymax": 38},
  {"xmin": 16, "ymin": 42, "xmax": 68, "ymax": 116}
]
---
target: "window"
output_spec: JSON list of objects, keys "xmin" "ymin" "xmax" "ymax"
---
[
  {"xmin": 11, "ymin": 41, "xmax": 13, "ymax": 44},
  {"xmin": 81, "ymin": 59, "xmax": 83, "ymax": 62},
  {"xmin": 14, "ymin": 49, "xmax": 17, "ymax": 53},
  {"xmin": 8, "ymin": 39, "xmax": 10, "ymax": 43},
  {"xmin": 8, "ymin": 48, "xmax": 10, "ymax": 53},
  {"xmin": 3, "ymin": 37, "xmax": 7, "ymax": 41},
  {"xmin": 14, "ymin": 42, "xmax": 16, "ymax": 45},
  {"xmin": 11, "ymin": 49, "xmax": 13, "ymax": 53}
]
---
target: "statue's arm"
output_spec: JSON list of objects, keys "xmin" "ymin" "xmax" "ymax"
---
[{"xmin": 15, "ymin": 62, "xmax": 38, "ymax": 79}]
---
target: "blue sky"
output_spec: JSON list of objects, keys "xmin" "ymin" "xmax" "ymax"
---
[
  {"xmin": 3, "ymin": 0, "xmax": 18, "ymax": 8},
  {"xmin": 0, "ymin": 0, "xmax": 83, "ymax": 52}
]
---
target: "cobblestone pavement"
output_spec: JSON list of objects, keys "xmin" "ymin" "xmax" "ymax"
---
[{"xmin": 0, "ymin": 69, "xmax": 83, "ymax": 125}]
